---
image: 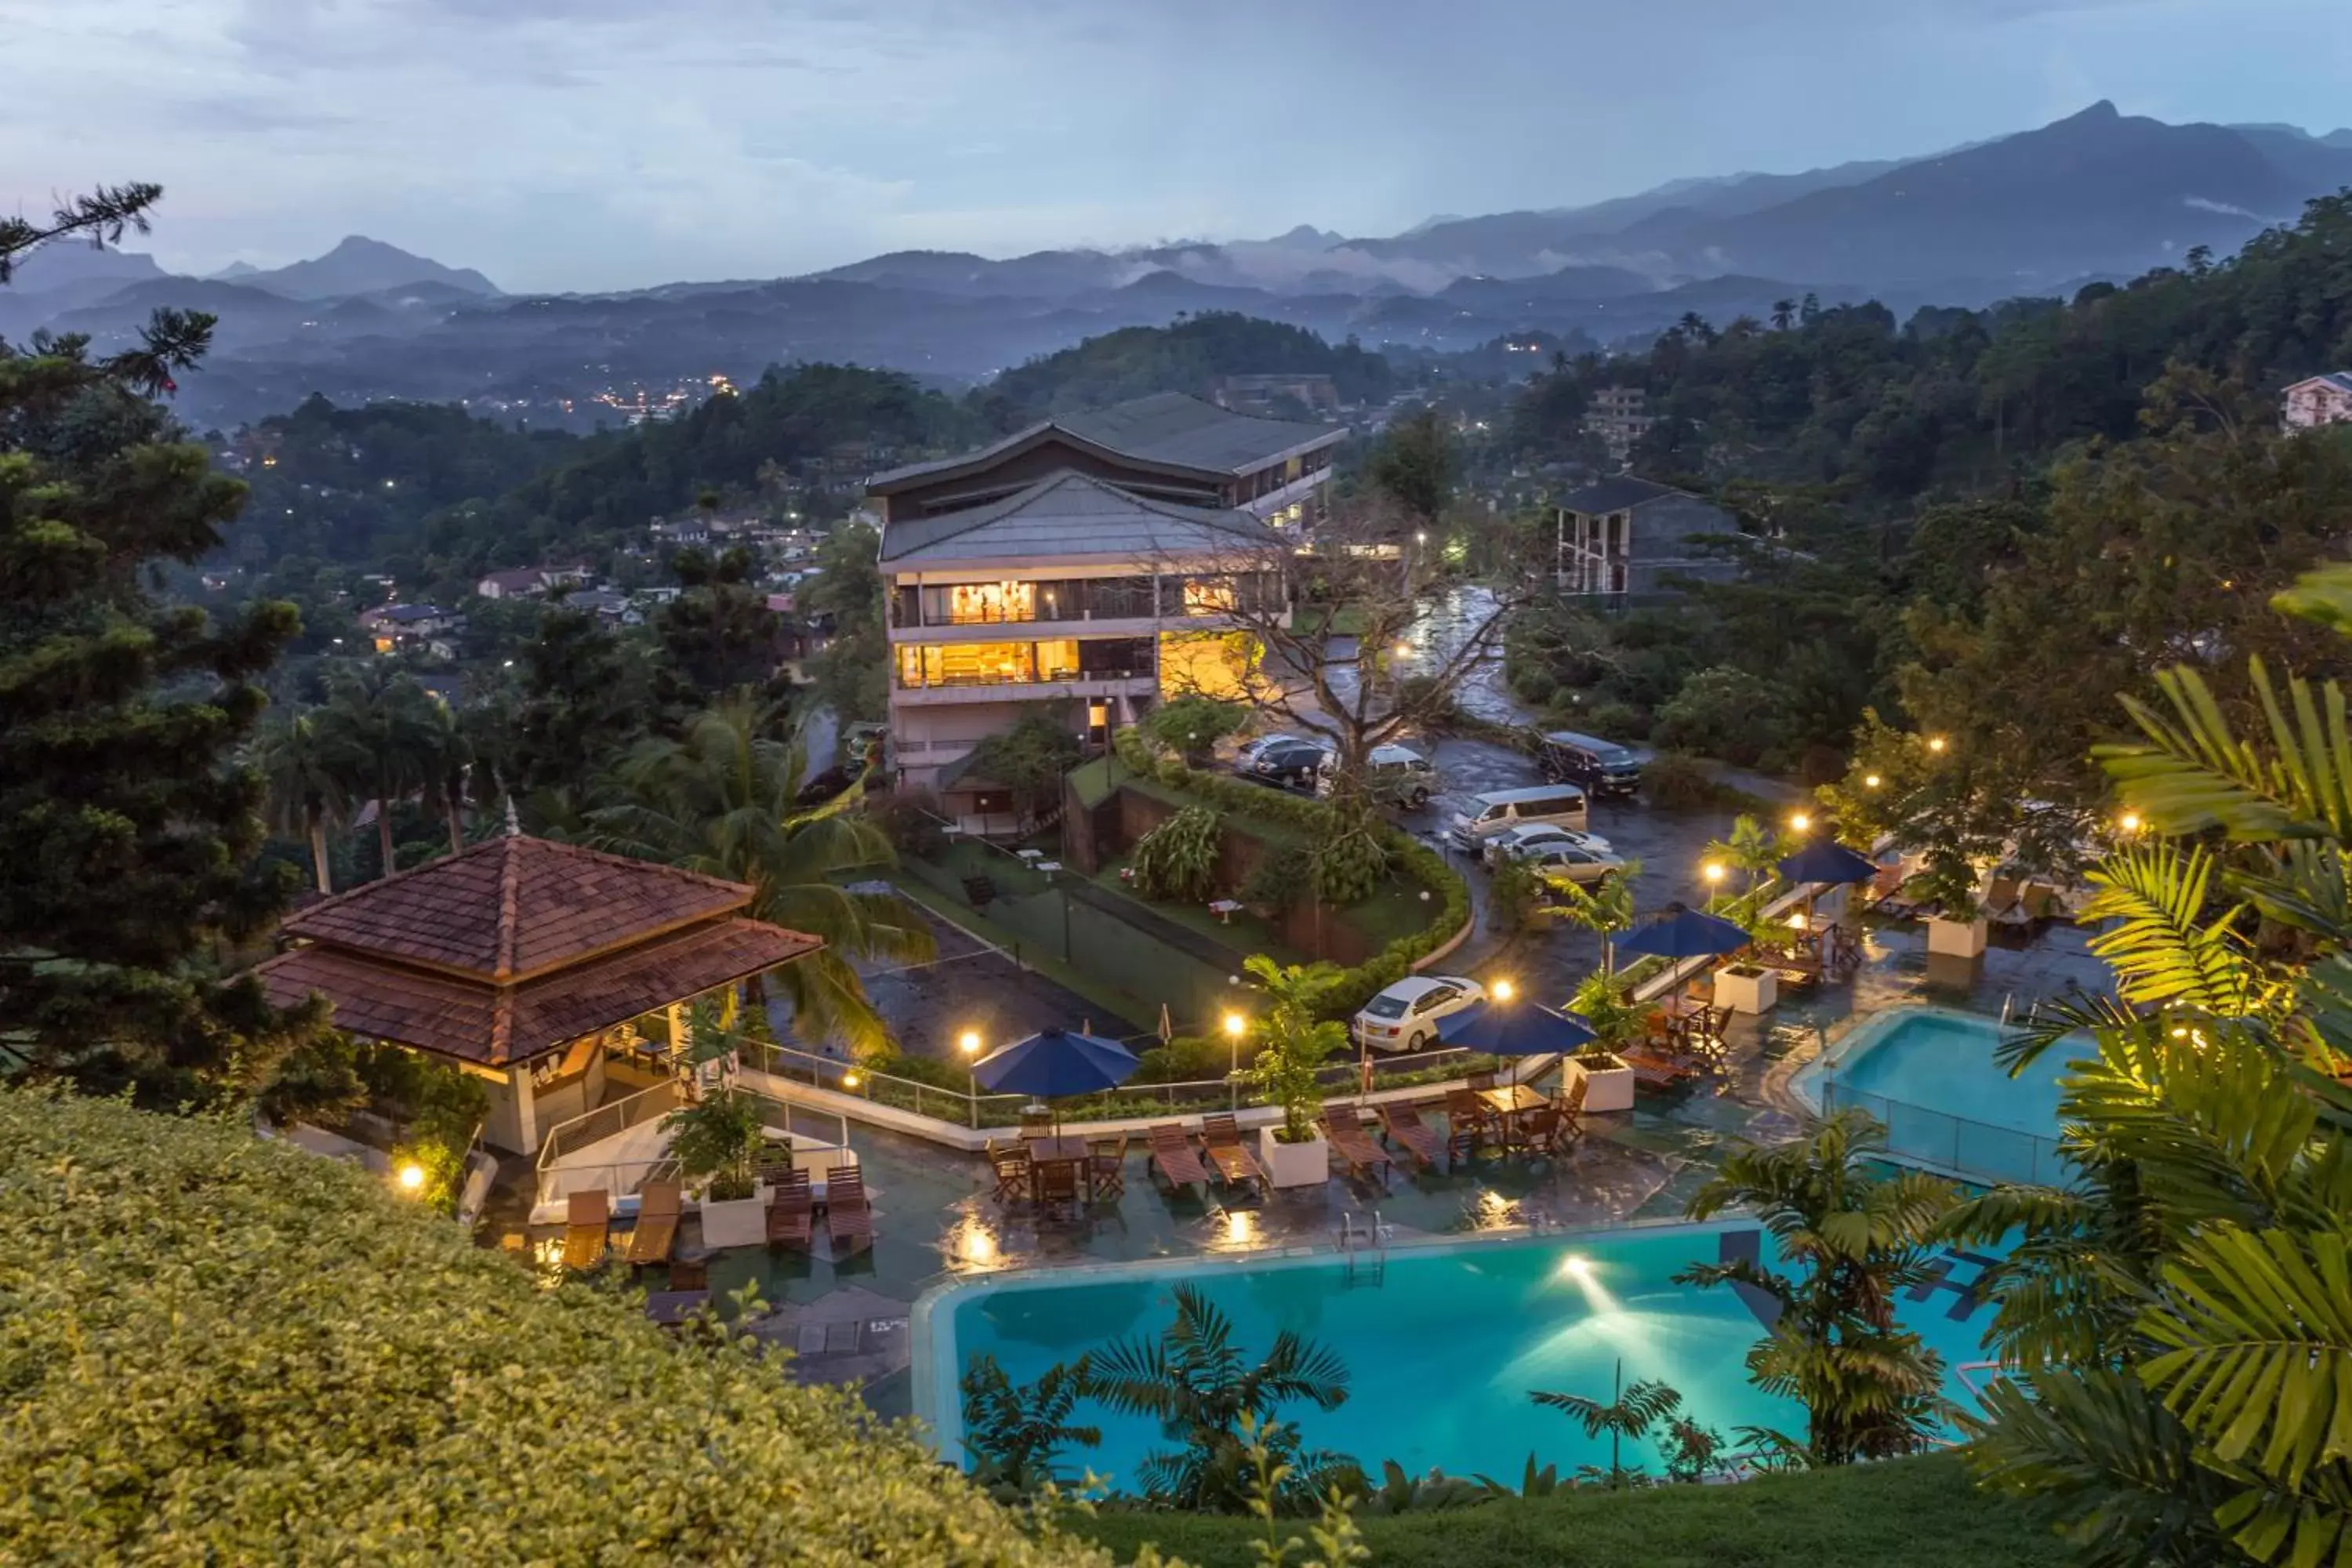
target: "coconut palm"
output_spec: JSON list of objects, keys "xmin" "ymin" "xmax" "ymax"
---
[
  {"xmin": 1530, "ymin": 1360, "xmax": 1686, "ymax": 1488},
  {"xmin": 251, "ymin": 711, "xmax": 349, "ymax": 894},
  {"xmin": 1951, "ymin": 564, "xmax": 2352, "ymax": 1566},
  {"xmin": 1542, "ymin": 855, "xmax": 1640, "ymax": 973},
  {"xmin": 1677, "ymin": 1109, "xmax": 1955, "ymax": 1467},
  {"xmin": 1086, "ymin": 1283, "xmax": 1355, "ymax": 1514},
  {"xmin": 314, "ymin": 666, "xmax": 440, "ymax": 880},
  {"xmin": 416, "ymin": 696, "xmax": 476, "ymax": 856},
  {"xmin": 958, "ymin": 1353, "xmax": 1101, "ymax": 1496},
  {"xmin": 587, "ymin": 695, "xmax": 932, "ymax": 1054}
]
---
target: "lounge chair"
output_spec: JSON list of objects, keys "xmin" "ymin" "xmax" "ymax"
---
[
  {"xmin": 766, "ymin": 1169, "xmax": 815, "ymax": 1250},
  {"xmin": 1318, "ymin": 1111, "xmax": 1393, "ymax": 1188},
  {"xmin": 1199, "ymin": 1114, "xmax": 1267, "ymax": 1192},
  {"xmin": 624, "ymin": 1179, "xmax": 681, "ymax": 1267},
  {"xmin": 826, "ymin": 1167, "xmax": 874, "ymax": 1254},
  {"xmin": 1146, "ymin": 1123, "xmax": 1210, "ymax": 1192},
  {"xmin": 1620, "ymin": 1044, "xmax": 1694, "ymax": 1091},
  {"xmin": 562, "ymin": 1189, "xmax": 610, "ymax": 1270},
  {"xmin": 1089, "ymin": 1134, "xmax": 1129, "ymax": 1200},
  {"xmin": 1377, "ymin": 1104, "xmax": 1443, "ymax": 1171}
]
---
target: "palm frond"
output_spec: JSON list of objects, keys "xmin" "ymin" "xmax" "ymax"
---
[{"xmin": 2081, "ymin": 844, "xmax": 2265, "ymax": 1016}]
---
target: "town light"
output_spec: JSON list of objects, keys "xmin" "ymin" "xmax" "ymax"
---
[
  {"xmin": 1863, "ymin": 773, "xmax": 1882, "ymax": 789},
  {"xmin": 840, "ymin": 1071, "xmax": 861, "ymax": 1089},
  {"xmin": 958, "ymin": 1029, "xmax": 982, "ymax": 1056},
  {"xmin": 1926, "ymin": 735, "xmax": 1947, "ymax": 753},
  {"xmin": 396, "ymin": 1162, "xmax": 426, "ymax": 1194},
  {"xmin": 1702, "ymin": 863, "xmax": 1726, "ymax": 884},
  {"xmin": 1493, "ymin": 979, "xmax": 1515, "ymax": 1002},
  {"xmin": 1788, "ymin": 812, "xmax": 1811, "ymax": 833},
  {"xmin": 1222, "ymin": 1011, "xmax": 1247, "ymax": 1038}
]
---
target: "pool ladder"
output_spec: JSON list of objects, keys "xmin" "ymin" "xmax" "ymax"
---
[{"xmin": 1339, "ymin": 1210, "xmax": 1388, "ymax": 1287}]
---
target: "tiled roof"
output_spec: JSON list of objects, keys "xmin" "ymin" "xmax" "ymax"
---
[
  {"xmin": 281, "ymin": 835, "xmax": 754, "ymax": 982},
  {"xmin": 1558, "ymin": 476, "xmax": 1685, "ymax": 514},
  {"xmin": 867, "ymin": 392, "xmax": 1342, "ymax": 491},
  {"xmin": 878, "ymin": 470, "xmax": 1283, "ymax": 565},
  {"xmin": 257, "ymin": 916, "xmax": 818, "ymax": 1066}
]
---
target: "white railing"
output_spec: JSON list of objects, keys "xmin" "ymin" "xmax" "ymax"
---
[{"xmin": 535, "ymin": 1079, "xmax": 685, "ymax": 1171}]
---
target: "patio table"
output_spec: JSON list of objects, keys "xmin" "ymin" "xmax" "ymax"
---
[
  {"xmin": 1026, "ymin": 1137, "xmax": 1096, "ymax": 1198},
  {"xmin": 1479, "ymin": 1084, "xmax": 1547, "ymax": 1117}
]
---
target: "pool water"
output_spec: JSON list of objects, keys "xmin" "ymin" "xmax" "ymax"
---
[
  {"xmin": 1803, "ymin": 1006, "xmax": 2081, "ymax": 1184},
  {"xmin": 918, "ymin": 1221, "xmax": 2002, "ymax": 1488}
]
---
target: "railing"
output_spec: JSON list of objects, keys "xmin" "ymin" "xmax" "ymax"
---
[
  {"xmin": 534, "ymin": 1079, "xmax": 685, "ymax": 1171},
  {"xmin": 531, "ymin": 1092, "xmax": 856, "ymax": 1214},
  {"xmin": 896, "ymin": 665, "xmax": 1155, "ymax": 692},
  {"xmin": 1820, "ymin": 1080, "xmax": 2067, "ymax": 1186}
]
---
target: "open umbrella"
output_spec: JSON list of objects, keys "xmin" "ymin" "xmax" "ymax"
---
[
  {"xmin": 970, "ymin": 1026, "xmax": 1140, "ymax": 1132},
  {"xmin": 1776, "ymin": 840, "xmax": 1880, "ymax": 887},
  {"xmin": 1613, "ymin": 906, "xmax": 1751, "ymax": 962},
  {"xmin": 1436, "ymin": 997, "xmax": 1598, "ymax": 1086}
]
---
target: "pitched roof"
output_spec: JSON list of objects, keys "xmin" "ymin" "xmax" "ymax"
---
[
  {"xmin": 1558, "ymin": 476, "xmax": 1686, "ymax": 514},
  {"xmin": 878, "ymin": 470, "xmax": 1286, "ymax": 565},
  {"xmin": 2288, "ymin": 372, "xmax": 2352, "ymax": 395},
  {"xmin": 866, "ymin": 392, "xmax": 1342, "ymax": 492}
]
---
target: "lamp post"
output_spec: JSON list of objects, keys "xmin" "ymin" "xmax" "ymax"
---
[
  {"xmin": 959, "ymin": 1029, "xmax": 983, "ymax": 1128},
  {"xmin": 1223, "ymin": 1011, "xmax": 1247, "ymax": 1110},
  {"xmin": 1701, "ymin": 861, "xmax": 1726, "ymax": 912}
]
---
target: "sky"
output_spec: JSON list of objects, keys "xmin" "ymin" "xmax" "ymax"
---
[{"xmin": 4, "ymin": 0, "xmax": 2350, "ymax": 293}]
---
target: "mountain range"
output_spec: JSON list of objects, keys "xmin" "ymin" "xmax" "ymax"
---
[{"xmin": 5, "ymin": 103, "xmax": 2349, "ymax": 430}]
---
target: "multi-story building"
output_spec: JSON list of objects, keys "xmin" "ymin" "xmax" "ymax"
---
[
  {"xmin": 1553, "ymin": 477, "xmax": 1740, "ymax": 601},
  {"xmin": 868, "ymin": 394, "xmax": 1341, "ymax": 817},
  {"xmin": 1583, "ymin": 385, "xmax": 1655, "ymax": 466},
  {"xmin": 2283, "ymin": 372, "xmax": 2352, "ymax": 430}
]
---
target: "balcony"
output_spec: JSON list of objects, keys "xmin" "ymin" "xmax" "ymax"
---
[
  {"xmin": 887, "ymin": 572, "xmax": 1281, "ymax": 631},
  {"xmin": 892, "ymin": 667, "xmax": 1157, "ymax": 706}
]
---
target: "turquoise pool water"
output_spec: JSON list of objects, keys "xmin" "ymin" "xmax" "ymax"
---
[
  {"xmin": 1802, "ymin": 1006, "xmax": 2076, "ymax": 1184},
  {"xmin": 916, "ymin": 1222, "xmax": 2002, "ymax": 1488}
]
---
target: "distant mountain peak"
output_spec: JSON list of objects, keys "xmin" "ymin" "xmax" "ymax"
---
[{"xmin": 236, "ymin": 236, "xmax": 501, "ymax": 300}]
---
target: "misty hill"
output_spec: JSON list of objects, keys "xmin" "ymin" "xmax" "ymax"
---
[
  {"xmin": 7, "ymin": 241, "xmax": 168, "ymax": 296},
  {"xmin": 240, "ymin": 237, "xmax": 501, "ymax": 300},
  {"xmin": 971, "ymin": 313, "xmax": 1395, "ymax": 426}
]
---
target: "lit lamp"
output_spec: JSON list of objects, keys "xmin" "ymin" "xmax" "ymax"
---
[
  {"xmin": 958, "ymin": 1029, "xmax": 982, "ymax": 1056},
  {"xmin": 2118, "ymin": 811, "xmax": 2143, "ymax": 836},
  {"xmin": 1864, "ymin": 773, "xmax": 1882, "ymax": 789},
  {"xmin": 1393, "ymin": 641, "xmax": 1413, "ymax": 659},
  {"xmin": 840, "ymin": 1070, "xmax": 861, "ymax": 1090},
  {"xmin": 396, "ymin": 1162, "xmax": 426, "ymax": 1195},
  {"xmin": 1492, "ymin": 978, "xmax": 1515, "ymax": 1003},
  {"xmin": 1223, "ymin": 1011, "xmax": 1248, "ymax": 1108},
  {"xmin": 1788, "ymin": 811, "xmax": 1811, "ymax": 833},
  {"xmin": 1926, "ymin": 735, "xmax": 1948, "ymax": 753}
]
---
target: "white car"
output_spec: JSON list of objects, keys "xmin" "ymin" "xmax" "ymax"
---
[
  {"xmin": 1315, "ymin": 742, "xmax": 1439, "ymax": 808},
  {"xmin": 1481, "ymin": 822, "xmax": 1613, "ymax": 868},
  {"xmin": 1528, "ymin": 840, "xmax": 1628, "ymax": 887},
  {"xmin": 1352, "ymin": 975, "xmax": 1486, "ymax": 1052}
]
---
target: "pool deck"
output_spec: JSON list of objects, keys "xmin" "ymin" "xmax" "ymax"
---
[{"xmin": 499, "ymin": 912, "xmax": 2112, "ymax": 1418}]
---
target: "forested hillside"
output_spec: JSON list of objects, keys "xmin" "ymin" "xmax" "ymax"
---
[{"xmin": 972, "ymin": 312, "xmax": 1396, "ymax": 428}]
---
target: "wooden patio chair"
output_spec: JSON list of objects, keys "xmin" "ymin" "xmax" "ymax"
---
[
  {"xmin": 624, "ymin": 1179, "xmax": 681, "ymax": 1267},
  {"xmin": 1199, "ymin": 1114, "xmax": 1267, "ymax": 1192},
  {"xmin": 766, "ymin": 1169, "xmax": 815, "ymax": 1250},
  {"xmin": 1089, "ymin": 1134, "xmax": 1129, "ymax": 1201},
  {"xmin": 989, "ymin": 1145, "xmax": 1033, "ymax": 1205},
  {"xmin": 1146, "ymin": 1123, "xmax": 1210, "ymax": 1192},
  {"xmin": 562, "ymin": 1189, "xmax": 610, "ymax": 1271},
  {"xmin": 667, "ymin": 1254, "xmax": 709, "ymax": 1290},
  {"xmin": 1556, "ymin": 1074, "xmax": 1589, "ymax": 1145},
  {"xmin": 1377, "ymin": 1104, "xmax": 1443, "ymax": 1171},
  {"xmin": 1515, "ymin": 1105, "xmax": 1563, "ymax": 1159},
  {"xmin": 1466, "ymin": 1069, "xmax": 1497, "ymax": 1092},
  {"xmin": 826, "ymin": 1167, "xmax": 874, "ymax": 1254},
  {"xmin": 1445, "ymin": 1089, "xmax": 1489, "ymax": 1163},
  {"xmin": 1318, "ymin": 1111, "xmax": 1392, "ymax": 1188},
  {"xmin": 1018, "ymin": 1106, "xmax": 1055, "ymax": 1138},
  {"xmin": 1034, "ymin": 1158, "xmax": 1081, "ymax": 1217}
]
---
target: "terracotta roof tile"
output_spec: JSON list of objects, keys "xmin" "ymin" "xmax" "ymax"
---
[
  {"xmin": 257, "ymin": 917, "xmax": 820, "ymax": 1067},
  {"xmin": 281, "ymin": 836, "xmax": 753, "ymax": 982}
]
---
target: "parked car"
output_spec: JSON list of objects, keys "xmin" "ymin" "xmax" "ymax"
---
[
  {"xmin": 1352, "ymin": 975, "xmax": 1486, "ymax": 1052},
  {"xmin": 1236, "ymin": 732, "xmax": 1313, "ymax": 764},
  {"xmin": 1446, "ymin": 784, "xmax": 1590, "ymax": 851},
  {"xmin": 1535, "ymin": 731, "xmax": 1643, "ymax": 798},
  {"xmin": 1481, "ymin": 822, "xmax": 1614, "ymax": 867},
  {"xmin": 1527, "ymin": 840, "xmax": 1628, "ymax": 887},
  {"xmin": 1315, "ymin": 742, "xmax": 1439, "ymax": 808},
  {"xmin": 1244, "ymin": 738, "xmax": 1333, "ymax": 790}
]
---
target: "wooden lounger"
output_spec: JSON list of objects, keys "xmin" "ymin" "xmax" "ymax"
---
[
  {"xmin": 1200, "ymin": 1114, "xmax": 1267, "ymax": 1191},
  {"xmin": 826, "ymin": 1167, "xmax": 873, "ymax": 1253},
  {"xmin": 1147, "ymin": 1123, "xmax": 1210, "ymax": 1192},
  {"xmin": 624, "ymin": 1178, "xmax": 681, "ymax": 1266},
  {"xmin": 1318, "ymin": 1112, "xmax": 1392, "ymax": 1188},
  {"xmin": 1377, "ymin": 1105, "xmax": 1443, "ymax": 1171},
  {"xmin": 562, "ymin": 1189, "xmax": 610, "ymax": 1270},
  {"xmin": 1619, "ymin": 1047, "xmax": 1694, "ymax": 1090},
  {"xmin": 766, "ymin": 1169, "xmax": 814, "ymax": 1250}
]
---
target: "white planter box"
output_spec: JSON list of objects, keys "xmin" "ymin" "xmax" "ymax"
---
[
  {"xmin": 1712, "ymin": 965, "xmax": 1779, "ymax": 1015},
  {"xmin": 1258, "ymin": 1127, "xmax": 1330, "ymax": 1189},
  {"xmin": 694, "ymin": 1181, "xmax": 769, "ymax": 1249},
  {"xmin": 1926, "ymin": 916, "xmax": 1989, "ymax": 958},
  {"xmin": 1566, "ymin": 1056, "xmax": 1636, "ymax": 1113}
]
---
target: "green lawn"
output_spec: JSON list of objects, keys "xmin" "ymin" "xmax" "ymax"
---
[
  {"xmin": 1062, "ymin": 1452, "xmax": 2067, "ymax": 1568},
  {"xmin": 1091, "ymin": 858, "xmax": 1308, "ymax": 966}
]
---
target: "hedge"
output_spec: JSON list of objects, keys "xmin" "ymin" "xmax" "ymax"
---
[
  {"xmin": 0, "ymin": 1090, "xmax": 1105, "ymax": 1567},
  {"xmin": 1109, "ymin": 730, "xmax": 1471, "ymax": 1018}
]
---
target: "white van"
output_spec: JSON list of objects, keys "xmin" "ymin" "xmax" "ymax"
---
[
  {"xmin": 1446, "ymin": 783, "xmax": 1588, "ymax": 851},
  {"xmin": 1315, "ymin": 743, "xmax": 1439, "ymax": 807}
]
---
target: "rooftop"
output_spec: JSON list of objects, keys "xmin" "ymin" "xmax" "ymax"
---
[
  {"xmin": 867, "ymin": 391, "xmax": 1343, "ymax": 492},
  {"xmin": 1558, "ymin": 476, "xmax": 1688, "ymax": 514},
  {"xmin": 877, "ymin": 470, "xmax": 1285, "ymax": 567},
  {"xmin": 2287, "ymin": 371, "xmax": 2352, "ymax": 394}
]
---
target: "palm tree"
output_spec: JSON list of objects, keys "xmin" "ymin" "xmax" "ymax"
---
[
  {"xmin": 588, "ymin": 696, "xmax": 933, "ymax": 1054},
  {"xmin": 314, "ymin": 667, "xmax": 439, "ymax": 880},
  {"xmin": 958, "ymin": 1353, "xmax": 1101, "ymax": 1496},
  {"xmin": 1950, "ymin": 563, "xmax": 2352, "ymax": 1565},
  {"xmin": 1543, "ymin": 855, "xmax": 1640, "ymax": 973},
  {"xmin": 251, "ymin": 712, "xmax": 348, "ymax": 895},
  {"xmin": 1530, "ymin": 1360, "xmax": 1685, "ymax": 1488},
  {"xmin": 1702, "ymin": 814, "xmax": 1780, "ymax": 923},
  {"xmin": 416, "ymin": 696, "xmax": 475, "ymax": 856},
  {"xmin": 1087, "ymin": 1283, "xmax": 1354, "ymax": 1513},
  {"xmin": 1770, "ymin": 299, "xmax": 1798, "ymax": 332},
  {"xmin": 1676, "ymin": 1109, "xmax": 1955, "ymax": 1467}
]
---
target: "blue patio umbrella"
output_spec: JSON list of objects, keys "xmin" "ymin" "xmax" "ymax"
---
[
  {"xmin": 970, "ymin": 1026, "xmax": 1140, "ymax": 1128},
  {"xmin": 1436, "ymin": 998, "xmax": 1597, "ymax": 1086},
  {"xmin": 1613, "ymin": 906, "xmax": 1752, "ymax": 962},
  {"xmin": 1776, "ymin": 840, "xmax": 1881, "ymax": 887}
]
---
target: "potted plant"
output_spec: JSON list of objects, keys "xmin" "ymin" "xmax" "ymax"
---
[
  {"xmin": 1236, "ymin": 954, "xmax": 1345, "ymax": 1188},
  {"xmin": 1915, "ymin": 847, "xmax": 1988, "ymax": 958},
  {"xmin": 661, "ymin": 1086, "xmax": 770, "ymax": 1247},
  {"xmin": 1563, "ymin": 972, "xmax": 1640, "ymax": 1112},
  {"xmin": 1711, "ymin": 959, "xmax": 1779, "ymax": 1015}
]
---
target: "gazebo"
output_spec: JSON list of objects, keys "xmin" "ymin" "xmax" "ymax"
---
[{"xmin": 257, "ymin": 832, "xmax": 822, "ymax": 1155}]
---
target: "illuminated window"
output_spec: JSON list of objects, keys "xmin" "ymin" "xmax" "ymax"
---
[{"xmin": 1181, "ymin": 579, "xmax": 1236, "ymax": 615}]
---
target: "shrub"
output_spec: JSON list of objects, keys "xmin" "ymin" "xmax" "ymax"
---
[
  {"xmin": 1580, "ymin": 700, "xmax": 1651, "ymax": 742},
  {"xmin": 0, "ymin": 1091, "xmax": 1101, "ymax": 1566},
  {"xmin": 1143, "ymin": 694, "xmax": 1249, "ymax": 761},
  {"xmin": 1652, "ymin": 666, "xmax": 1793, "ymax": 767},
  {"xmin": 661, "ymin": 1087, "xmax": 768, "ymax": 1200},
  {"xmin": 1641, "ymin": 750, "xmax": 1728, "ymax": 810},
  {"xmin": 1131, "ymin": 804, "xmax": 1222, "ymax": 901},
  {"xmin": 1486, "ymin": 855, "xmax": 1544, "ymax": 935},
  {"xmin": 1133, "ymin": 1033, "xmax": 1234, "ymax": 1084},
  {"xmin": 870, "ymin": 789, "xmax": 948, "ymax": 858},
  {"xmin": 1240, "ymin": 842, "xmax": 1313, "ymax": 911}
]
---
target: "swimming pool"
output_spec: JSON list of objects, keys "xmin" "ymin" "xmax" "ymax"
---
[
  {"xmin": 914, "ymin": 1221, "xmax": 2002, "ymax": 1488},
  {"xmin": 1797, "ymin": 1006, "xmax": 2074, "ymax": 1184}
]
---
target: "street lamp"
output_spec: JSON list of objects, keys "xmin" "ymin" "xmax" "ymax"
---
[
  {"xmin": 1926, "ymin": 735, "xmax": 1948, "ymax": 754},
  {"xmin": 958, "ymin": 1029, "xmax": 982, "ymax": 1056},
  {"xmin": 395, "ymin": 1161, "xmax": 426, "ymax": 1195},
  {"xmin": 2118, "ymin": 811, "xmax": 2143, "ymax": 835},
  {"xmin": 1223, "ymin": 1011, "xmax": 1248, "ymax": 1109},
  {"xmin": 1492, "ymin": 978, "xmax": 1515, "ymax": 1003},
  {"xmin": 1863, "ymin": 773, "xmax": 1882, "ymax": 789},
  {"xmin": 1788, "ymin": 811, "xmax": 1811, "ymax": 833}
]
